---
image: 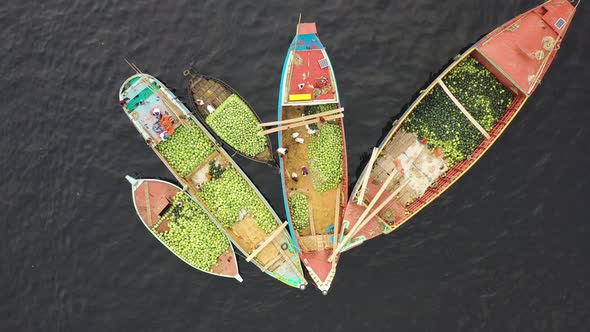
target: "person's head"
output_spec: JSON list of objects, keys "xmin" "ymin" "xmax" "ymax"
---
[{"xmin": 152, "ymin": 108, "xmax": 161, "ymax": 118}]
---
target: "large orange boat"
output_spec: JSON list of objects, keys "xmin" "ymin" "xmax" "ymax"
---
[
  {"xmin": 335, "ymin": 0, "xmax": 579, "ymax": 254},
  {"xmin": 276, "ymin": 21, "xmax": 348, "ymax": 294}
]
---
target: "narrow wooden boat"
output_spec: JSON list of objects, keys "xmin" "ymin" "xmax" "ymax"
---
[
  {"xmin": 276, "ymin": 21, "xmax": 348, "ymax": 294},
  {"xmin": 125, "ymin": 176, "xmax": 241, "ymax": 281},
  {"xmin": 184, "ymin": 70, "xmax": 276, "ymax": 166},
  {"xmin": 118, "ymin": 67, "xmax": 307, "ymax": 289},
  {"xmin": 336, "ymin": 0, "xmax": 579, "ymax": 253}
]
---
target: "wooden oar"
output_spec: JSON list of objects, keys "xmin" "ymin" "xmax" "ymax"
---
[
  {"xmin": 339, "ymin": 180, "xmax": 410, "ymax": 250},
  {"xmin": 332, "ymin": 183, "xmax": 342, "ymax": 250},
  {"xmin": 259, "ymin": 108, "xmax": 344, "ymax": 127},
  {"xmin": 258, "ymin": 113, "xmax": 343, "ymax": 136},
  {"xmin": 356, "ymin": 147, "xmax": 379, "ymax": 204},
  {"xmin": 329, "ymin": 169, "xmax": 399, "ymax": 262}
]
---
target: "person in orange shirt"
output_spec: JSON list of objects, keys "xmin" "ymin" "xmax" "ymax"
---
[{"xmin": 159, "ymin": 113, "xmax": 175, "ymax": 136}]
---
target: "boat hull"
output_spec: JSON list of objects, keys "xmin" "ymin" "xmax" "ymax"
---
[
  {"xmin": 184, "ymin": 71, "xmax": 276, "ymax": 165},
  {"xmin": 277, "ymin": 22, "xmax": 348, "ymax": 293},
  {"xmin": 119, "ymin": 73, "xmax": 307, "ymax": 289},
  {"xmin": 340, "ymin": 0, "xmax": 577, "ymax": 252},
  {"xmin": 126, "ymin": 177, "xmax": 241, "ymax": 280}
]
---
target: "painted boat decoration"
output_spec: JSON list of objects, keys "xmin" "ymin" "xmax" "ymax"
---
[
  {"xmin": 337, "ymin": 0, "xmax": 578, "ymax": 253},
  {"xmin": 184, "ymin": 70, "xmax": 276, "ymax": 166},
  {"xmin": 275, "ymin": 21, "xmax": 348, "ymax": 294},
  {"xmin": 125, "ymin": 176, "xmax": 241, "ymax": 281},
  {"xmin": 118, "ymin": 67, "xmax": 307, "ymax": 290}
]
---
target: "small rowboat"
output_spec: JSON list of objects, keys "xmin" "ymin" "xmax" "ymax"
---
[
  {"xmin": 125, "ymin": 176, "xmax": 241, "ymax": 281},
  {"xmin": 184, "ymin": 70, "xmax": 276, "ymax": 166},
  {"xmin": 276, "ymin": 21, "xmax": 348, "ymax": 294},
  {"xmin": 118, "ymin": 66, "xmax": 307, "ymax": 289},
  {"xmin": 337, "ymin": 0, "xmax": 579, "ymax": 253}
]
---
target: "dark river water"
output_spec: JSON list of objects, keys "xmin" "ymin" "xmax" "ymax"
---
[{"xmin": 2, "ymin": 0, "xmax": 590, "ymax": 331}]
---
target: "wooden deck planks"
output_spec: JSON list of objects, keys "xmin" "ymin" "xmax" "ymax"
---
[{"xmin": 281, "ymin": 106, "xmax": 340, "ymax": 236}]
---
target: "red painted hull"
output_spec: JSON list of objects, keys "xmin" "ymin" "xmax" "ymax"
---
[
  {"xmin": 341, "ymin": 0, "xmax": 577, "ymax": 251},
  {"xmin": 130, "ymin": 178, "xmax": 240, "ymax": 279}
]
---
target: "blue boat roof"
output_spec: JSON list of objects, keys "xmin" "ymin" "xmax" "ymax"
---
[{"xmin": 295, "ymin": 33, "xmax": 324, "ymax": 51}]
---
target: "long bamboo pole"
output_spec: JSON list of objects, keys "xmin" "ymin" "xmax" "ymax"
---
[
  {"xmin": 257, "ymin": 113, "xmax": 344, "ymax": 136},
  {"xmin": 143, "ymin": 181, "xmax": 153, "ymax": 226},
  {"xmin": 259, "ymin": 108, "xmax": 344, "ymax": 127},
  {"xmin": 282, "ymin": 14, "xmax": 303, "ymax": 105},
  {"xmin": 125, "ymin": 60, "xmax": 190, "ymax": 127},
  {"xmin": 131, "ymin": 63, "xmax": 187, "ymax": 124},
  {"xmin": 356, "ymin": 147, "xmax": 379, "ymax": 204},
  {"xmin": 329, "ymin": 169, "xmax": 399, "ymax": 262},
  {"xmin": 332, "ymin": 183, "xmax": 342, "ymax": 250},
  {"xmin": 339, "ymin": 180, "xmax": 410, "ymax": 249},
  {"xmin": 308, "ymin": 203, "xmax": 316, "ymax": 236}
]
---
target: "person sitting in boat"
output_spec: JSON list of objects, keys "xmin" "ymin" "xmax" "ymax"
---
[
  {"xmin": 277, "ymin": 147, "xmax": 288, "ymax": 157},
  {"xmin": 152, "ymin": 108, "xmax": 162, "ymax": 119},
  {"xmin": 301, "ymin": 166, "xmax": 308, "ymax": 176},
  {"xmin": 159, "ymin": 113, "xmax": 175, "ymax": 136},
  {"xmin": 159, "ymin": 131, "xmax": 170, "ymax": 141},
  {"xmin": 151, "ymin": 108, "xmax": 175, "ymax": 137},
  {"xmin": 151, "ymin": 108, "xmax": 164, "ymax": 133}
]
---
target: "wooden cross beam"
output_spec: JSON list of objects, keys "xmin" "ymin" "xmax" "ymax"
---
[
  {"xmin": 260, "ymin": 255, "xmax": 281, "ymax": 272},
  {"xmin": 259, "ymin": 108, "xmax": 344, "ymax": 127},
  {"xmin": 257, "ymin": 113, "xmax": 343, "ymax": 136},
  {"xmin": 245, "ymin": 222, "xmax": 289, "ymax": 262},
  {"xmin": 438, "ymin": 80, "xmax": 491, "ymax": 139}
]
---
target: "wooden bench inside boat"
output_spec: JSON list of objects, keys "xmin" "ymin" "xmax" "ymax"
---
[{"xmin": 298, "ymin": 234, "xmax": 333, "ymax": 252}]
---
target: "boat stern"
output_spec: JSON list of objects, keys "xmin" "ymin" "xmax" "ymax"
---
[{"xmin": 269, "ymin": 254, "xmax": 309, "ymax": 290}]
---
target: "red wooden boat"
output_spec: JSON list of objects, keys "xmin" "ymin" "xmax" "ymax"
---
[
  {"xmin": 276, "ymin": 21, "xmax": 348, "ymax": 294},
  {"xmin": 125, "ymin": 176, "xmax": 241, "ymax": 281},
  {"xmin": 334, "ymin": 0, "xmax": 579, "ymax": 254}
]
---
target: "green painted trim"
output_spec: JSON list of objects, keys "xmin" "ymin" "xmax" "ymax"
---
[
  {"xmin": 341, "ymin": 235, "xmax": 366, "ymax": 252},
  {"xmin": 127, "ymin": 82, "xmax": 161, "ymax": 113},
  {"xmin": 381, "ymin": 223, "xmax": 393, "ymax": 234},
  {"xmin": 475, "ymin": 48, "xmax": 527, "ymax": 96}
]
